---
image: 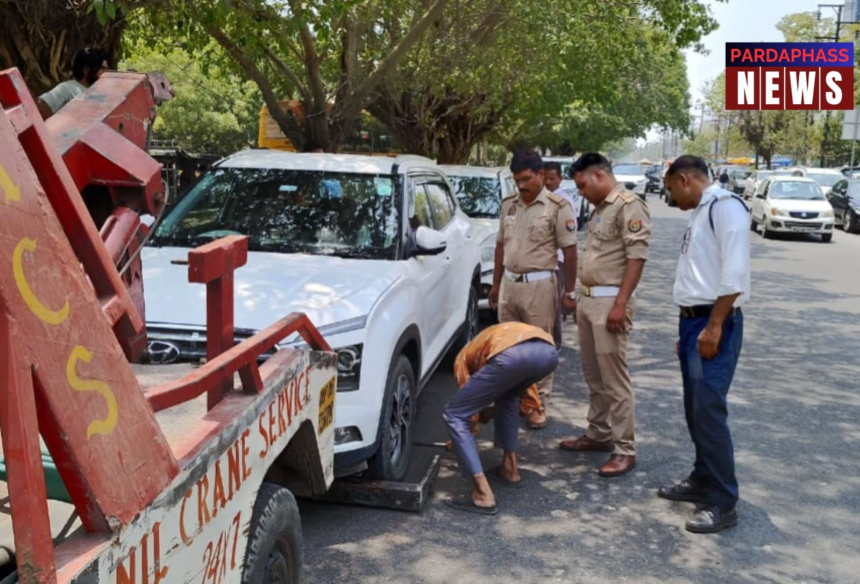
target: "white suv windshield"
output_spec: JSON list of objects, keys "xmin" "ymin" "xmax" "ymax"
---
[
  {"xmin": 613, "ymin": 165, "xmax": 642, "ymax": 175},
  {"xmin": 448, "ymin": 176, "xmax": 501, "ymax": 218},
  {"xmin": 152, "ymin": 168, "xmax": 400, "ymax": 259},
  {"xmin": 769, "ymin": 181, "xmax": 824, "ymax": 201}
]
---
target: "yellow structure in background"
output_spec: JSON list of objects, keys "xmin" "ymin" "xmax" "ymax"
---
[
  {"xmin": 258, "ymin": 101, "xmax": 402, "ymax": 155},
  {"xmin": 258, "ymin": 100, "xmax": 301, "ymax": 152}
]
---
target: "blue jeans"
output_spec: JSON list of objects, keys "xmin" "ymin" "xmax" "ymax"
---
[{"xmin": 679, "ymin": 309, "xmax": 743, "ymax": 511}]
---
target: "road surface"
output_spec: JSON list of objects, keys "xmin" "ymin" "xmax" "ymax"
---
[{"xmin": 300, "ymin": 197, "xmax": 860, "ymax": 584}]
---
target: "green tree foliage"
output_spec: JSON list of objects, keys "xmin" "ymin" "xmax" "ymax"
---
[
  {"xmin": 371, "ymin": 1, "xmax": 714, "ymax": 162},
  {"xmin": 98, "ymin": 0, "xmax": 717, "ymax": 160},
  {"xmin": 508, "ymin": 24, "xmax": 696, "ymax": 158},
  {"xmin": 121, "ymin": 35, "xmax": 262, "ymax": 154},
  {"xmin": 125, "ymin": 0, "xmax": 452, "ymax": 152},
  {"xmin": 775, "ymin": 10, "xmax": 835, "ymax": 43}
]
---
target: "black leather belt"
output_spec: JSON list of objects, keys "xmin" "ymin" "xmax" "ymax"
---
[
  {"xmin": 680, "ymin": 305, "xmax": 712, "ymax": 318},
  {"xmin": 679, "ymin": 305, "xmax": 740, "ymax": 319}
]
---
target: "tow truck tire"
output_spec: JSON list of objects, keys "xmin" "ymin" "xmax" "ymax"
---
[
  {"xmin": 367, "ymin": 355, "xmax": 416, "ymax": 481},
  {"xmin": 243, "ymin": 483, "xmax": 303, "ymax": 584}
]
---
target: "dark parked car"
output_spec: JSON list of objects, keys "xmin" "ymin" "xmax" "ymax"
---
[
  {"xmin": 827, "ymin": 179, "xmax": 860, "ymax": 233},
  {"xmin": 645, "ymin": 164, "xmax": 663, "ymax": 194}
]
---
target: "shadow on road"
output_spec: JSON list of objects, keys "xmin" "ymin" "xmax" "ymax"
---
[{"xmin": 299, "ymin": 207, "xmax": 860, "ymax": 584}]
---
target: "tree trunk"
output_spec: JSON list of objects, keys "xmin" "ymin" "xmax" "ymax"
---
[
  {"xmin": 369, "ymin": 88, "xmax": 502, "ymax": 164},
  {"xmin": 0, "ymin": 2, "xmax": 130, "ymax": 96}
]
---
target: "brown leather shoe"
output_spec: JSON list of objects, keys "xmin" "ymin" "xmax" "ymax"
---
[
  {"xmin": 598, "ymin": 454, "xmax": 636, "ymax": 477},
  {"xmin": 527, "ymin": 409, "xmax": 547, "ymax": 430},
  {"xmin": 559, "ymin": 435, "xmax": 613, "ymax": 452}
]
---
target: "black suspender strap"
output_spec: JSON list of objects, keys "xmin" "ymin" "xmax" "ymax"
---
[{"xmin": 708, "ymin": 194, "xmax": 749, "ymax": 234}]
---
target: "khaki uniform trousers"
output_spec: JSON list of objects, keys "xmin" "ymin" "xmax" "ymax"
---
[
  {"xmin": 577, "ymin": 295, "xmax": 637, "ymax": 455},
  {"xmin": 498, "ymin": 276, "xmax": 557, "ymax": 409}
]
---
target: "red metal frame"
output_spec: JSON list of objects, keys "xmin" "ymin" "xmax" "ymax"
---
[
  {"xmin": 145, "ymin": 312, "xmax": 332, "ymax": 412},
  {"xmin": 189, "ymin": 236, "xmax": 249, "ymax": 408},
  {"xmin": 0, "ymin": 310, "xmax": 56, "ymax": 583},
  {"xmin": 45, "ymin": 72, "xmax": 175, "ymax": 361},
  {"xmin": 0, "ymin": 67, "xmax": 332, "ymax": 583},
  {"xmin": 0, "ymin": 70, "xmax": 165, "ymax": 363},
  {"xmin": 0, "ymin": 67, "xmax": 180, "ymax": 582},
  {"xmin": 146, "ymin": 236, "xmax": 331, "ymax": 412}
]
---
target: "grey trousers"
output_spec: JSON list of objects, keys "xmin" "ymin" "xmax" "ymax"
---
[{"xmin": 443, "ymin": 339, "xmax": 559, "ymax": 477}]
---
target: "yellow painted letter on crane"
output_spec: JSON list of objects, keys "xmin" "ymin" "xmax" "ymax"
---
[
  {"xmin": 13, "ymin": 237, "xmax": 70, "ymax": 325},
  {"xmin": 0, "ymin": 164, "xmax": 21, "ymax": 204},
  {"xmin": 66, "ymin": 346, "xmax": 118, "ymax": 439}
]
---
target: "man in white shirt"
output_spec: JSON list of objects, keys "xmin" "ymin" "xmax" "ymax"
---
[
  {"xmin": 659, "ymin": 155, "xmax": 750, "ymax": 534},
  {"xmin": 37, "ymin": 48, "xmax": 109, "ymax": 119},
  {"xmin": 544, "ymin": 161, "xmax": 576, "ymax": 349}
]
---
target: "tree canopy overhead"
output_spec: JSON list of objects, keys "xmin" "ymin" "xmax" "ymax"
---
[
  {"xmin": 3, "ymin": 0, "xmax": 723, "ymax": 160},
  {"xmin": 123, "ymin": 0, "xmax": 719, "ymax": 158}
]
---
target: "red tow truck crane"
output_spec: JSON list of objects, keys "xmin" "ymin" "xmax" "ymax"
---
[{"xmin": 0, "ymin": 66, "xmax": 337, "ymax": 583}]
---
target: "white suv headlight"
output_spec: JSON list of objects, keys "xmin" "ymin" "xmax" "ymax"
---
[
  {"xmin": 480, "ymin": 233, "xmax": 497, "ymax": 264},
  {"xmin": 822, "ymin": 209, "xmax": 834, "ymax": 218},
  {"xmin": 335, "ymin": 344, "xmax": 363, "ymax": 392},
  {"xmin": 280, "ymin": 315, "xmax": 367, "ymax": 350}
]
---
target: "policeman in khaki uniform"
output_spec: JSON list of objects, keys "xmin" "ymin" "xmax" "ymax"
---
[
  {"xmin": 559, "ymin": 153, "xmax": 651, "ymax": 477},
  {"xmin": 488, "ymin": 150, "xmax": 578, "ymax": 430}
]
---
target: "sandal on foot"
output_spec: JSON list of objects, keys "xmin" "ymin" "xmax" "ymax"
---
[
  {"xmin": 486, "ymin": 466, "xmax": 524, "ymax": 489},
  {"xmin": 444, "ymin": 493, "xmax": 499, "ymax": 515}
]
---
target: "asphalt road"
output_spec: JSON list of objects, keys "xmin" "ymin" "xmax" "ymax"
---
[{"xmin": 299, "ymin": 197, "xmax": 860, "ymax": 584}]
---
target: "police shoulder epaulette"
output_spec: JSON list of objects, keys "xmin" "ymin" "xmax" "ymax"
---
[
  {"xmin": 619, "ymin": 190, "xmax": 638, "ymax": 204},
  {"xmin": 546, "ymin": 192, "xmax": 566, "ymax": 205},
  {"xmin": 502, "ymin": 191, "xmax": 518, "ymax": 201}
]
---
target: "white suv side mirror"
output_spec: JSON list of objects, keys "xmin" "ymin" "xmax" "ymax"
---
[{"xmin": 413, "ymin": 226, "xmax": 447, "ymax": 256}]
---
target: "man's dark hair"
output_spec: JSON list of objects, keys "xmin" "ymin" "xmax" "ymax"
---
[
  {"xmin": 544, "ymin": 161, "xmax": 562, "ymax": 176},
  {"xmin": 570, "ymin": 152, "xmax": 611, "ymax": 176},
  {"xmin": 510, "ymin": 149, "xmax": 543, "ymax": 174},
  {"xmin": 72, "ymin": 48, "xmax": 108, "ymax": 80},
  {"xmin": 666, "ymin": 155, "xmax": 710, "ymax": 179}
]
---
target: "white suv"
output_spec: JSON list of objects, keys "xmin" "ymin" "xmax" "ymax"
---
[
  {"xmin": 442, "ymin": 165, "xmax": 516, "ymax": 311},
  {"xmin": 142, "ymin": 151, "xmax": 481, "ymax": 481}
]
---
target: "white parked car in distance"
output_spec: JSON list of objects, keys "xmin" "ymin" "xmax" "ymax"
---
[
  {"xmin": 789, "ymin": 167, "xmax": 844, "ymax": 196},
  {"xmin": 441, "ymin": 165, "xmax": 516, "ymax": 311},
  {"xmin": 143, "ymin": 151, "xmax": 482, "ymax": 481},
  {"xmin": 743, "ymin": 168, "xmax": 793, "ymax": 200},
  {"xmin": 612, "ymin": 163, "xmax": 648, "ymax": 199},
  {"xmin": 750, "ymin": 175, "xmax": 836, "ymax": 242}
]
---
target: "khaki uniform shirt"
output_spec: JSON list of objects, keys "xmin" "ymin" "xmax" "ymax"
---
[
  {"xmin": 497, "ymin": 188, "xmax": 577, "ymax": 273},
  {"xmin": 579, "ymin": 184, "xmax": 651, "ymax": 287}
]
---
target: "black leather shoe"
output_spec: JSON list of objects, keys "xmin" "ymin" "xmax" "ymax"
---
[
  {"xmin": 685, "ymin": 506, "xmax": 738, "ymax": 534},
  {"xmin": 657, "ymin": 479, "xmax": 707, "ymax": 504}
]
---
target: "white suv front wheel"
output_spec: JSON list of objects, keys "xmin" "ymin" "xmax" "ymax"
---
[{"xmin": 367, "ymin": 355, "xmax": 415, "ymax": 481}]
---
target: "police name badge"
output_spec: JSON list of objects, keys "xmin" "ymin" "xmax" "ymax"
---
[{"xmin": 628, "ymin": 219, "xmax": 643, "ymax": 233}]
